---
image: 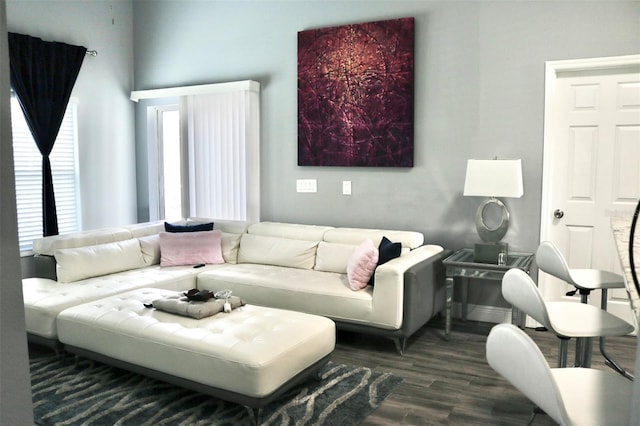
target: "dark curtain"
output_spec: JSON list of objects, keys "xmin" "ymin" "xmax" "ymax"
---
[{"xmin": 8, "ymin": 32, "xmax": 86, "ymax": 236}]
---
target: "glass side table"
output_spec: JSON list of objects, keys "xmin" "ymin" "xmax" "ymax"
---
[{"xmin": 442, "ymin": 248, "xmax": 534, "ymax": 339}]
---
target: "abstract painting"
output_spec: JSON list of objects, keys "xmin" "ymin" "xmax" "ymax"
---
[{"xmin": 298, "ymin": 17, "xmax": 414, "ymax": 167}]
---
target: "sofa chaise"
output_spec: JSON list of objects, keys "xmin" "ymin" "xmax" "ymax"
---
[{"xmin": 23, "ymin": 219, "xmax": 450, "ymax": 354}]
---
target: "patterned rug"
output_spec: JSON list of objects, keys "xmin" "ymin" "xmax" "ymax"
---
[{"xmin": 31, "ymin": 354, "xmax": 402, "ymax": 426}]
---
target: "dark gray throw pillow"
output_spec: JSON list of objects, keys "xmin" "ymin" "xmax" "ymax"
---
[
  {"xmin": 378, "ymin": 236, "xmax": 402, "ymax": 265},
  {"xmin": 164, "ymin": 221, "xmax": 214, "ymax": 233},
  {"xmin": 369, "ymin": 236, "xmax": 402, "ymax": 286}
]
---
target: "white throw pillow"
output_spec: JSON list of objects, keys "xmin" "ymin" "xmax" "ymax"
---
[{"xmin": 55, "ymin": 238, "xmax": 145, "ymax": 283}]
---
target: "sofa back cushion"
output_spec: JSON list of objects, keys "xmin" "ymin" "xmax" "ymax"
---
[
  {"xmin": 124, "ymin": 221, "xmax": 166, "ymax": 238},
  {"xmin": 238, "ymin": 234, "xmax": 319, "ymax": 269},
  {"xmin": 138, "ymin": 234, "xmax": 161, "ymax": 266},
  {"xmin": 213, "ymin": 219, "xmax": 251, "ymax": 235},
  {"xmin": 247, "ymin": 222, "xmax": 332, "ymax": 241},
  {"xmin": 314, "ymin": 242, "xmax": 357, "ymax": 273},
  {"xmin": 55, "ymin": 238, "xmax": 146, "ymax": 283},
  {"xmin": 221, "ymin": 232, "xmax": 242, "ymax": 264},
  {"xmin": 323, "ymin": 228, "xmax": 424, "ymax": 250},
  {"xmin": 33, "ymin": 228, "xmax": 133, "ymax": 257}
]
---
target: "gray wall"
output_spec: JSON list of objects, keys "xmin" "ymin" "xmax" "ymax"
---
[
  {"xmin": 7, "ymin": 0, "xmax": 137, "ymax": 231},
  {"xmin": 0, "ymin": 1, "xmax": 34, "ymax": 422},
  {"xmin": 132, "ymin": 0, "xmax": 640, "ymax": 257}
]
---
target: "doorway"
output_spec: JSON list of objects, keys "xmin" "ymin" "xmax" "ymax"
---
[{"xmin": 539, "ymin": 55, "xmax": 640, "ymax": 327}]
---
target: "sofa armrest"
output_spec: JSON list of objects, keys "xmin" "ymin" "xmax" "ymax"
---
[
  {"xmin": 33, "ymin": 254, "xmax": 57, "ymax": 281},
  {"xmin": 371, "ymin": 245, "xmax": 446, "ymax": 329},
  {"xmin": 401, "ymin": 247, "xmax": 451, "ymax": 337}
]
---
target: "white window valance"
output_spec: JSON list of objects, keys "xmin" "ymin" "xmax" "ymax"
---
[{"xmin": 130, "ymin": 80, "xmax": 260, "ymax": 102}]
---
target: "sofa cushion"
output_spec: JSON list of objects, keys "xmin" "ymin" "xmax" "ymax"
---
[
  {"xmin": 247, "ymin": 222, "xmax": 332, "ymax": 241},
  {"xmin": 55, "ymin": 238, "xmax": 146, "ymax": 283},
  {"xmin": 221, "ymin": 232, "xmax": 242, "ymax": 264},
  {"xmin": 125, "ymin": 221, "xmax": 165, "ymax": 238},
  {"xmin": 138, "ymin": 234, "xmax": 161, "ymax": 266},
  {"xmin": 159, "ymin": 230, "xmax": 224, "ymax": 267},
  {"xmin": 23, "ymin": 266, "xmax": 212, "ymax": 339},
  {"xmin": 314, "ymin": 242, "xmax": 356, "ymax": 274},
  {"xmin": 323, "ymin": 228, "xmax": 424, "ymax": 250},
  {"xmin": 33, "ymin": 228, "xmax": 133, "ymax": 256},
  {"xmin": 238, "ymin": 234, "xmax": 319, "ymax": 269},
  {"xmin": 197, "ymin": 265, "xmax": 380, "ymax": 326},
  {"xmin": 347, "ymin": 239, "xmax": 379, "ymax": 291}
]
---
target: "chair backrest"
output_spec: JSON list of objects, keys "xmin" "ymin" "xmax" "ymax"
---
[
  {"xmin": 502, "ymin": 268, "xmax": 552, "ymax": 329},
  {"xmin": 535, "ymin": 241, "xmax": 575, "ymax": 285},
  {"xmin": 486, "ymin": 323, "xmax": 570, "ymax": 425}
]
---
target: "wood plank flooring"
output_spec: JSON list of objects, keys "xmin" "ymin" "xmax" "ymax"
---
[
  {"xmin": 28, "ymin": 317, "xmax": 637, "ymax": 425},
  {"xmin": 331, "ymin": 318, "xmax": 637, "ymax": 425}
]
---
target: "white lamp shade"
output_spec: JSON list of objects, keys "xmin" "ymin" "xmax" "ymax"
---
[{"xmin": 463, "ymin": 159, "xmax": 524, "ymax": 198}]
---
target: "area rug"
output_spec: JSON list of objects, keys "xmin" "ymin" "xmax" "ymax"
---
[{"xmin": 31, "ymin": 354, "xmax": 402, "ymax": 426}]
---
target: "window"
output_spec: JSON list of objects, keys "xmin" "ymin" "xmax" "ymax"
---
[
  {"xmin": 156, "ymin": 106, "xmax": 183, "ymax": 222},
  {"xmin": 144, "ymin": 82, "xmax": 260, "ymax": 223},
  {"xmin": 11, "ymin": 97, "xmax": 81, "ymax": 253}
]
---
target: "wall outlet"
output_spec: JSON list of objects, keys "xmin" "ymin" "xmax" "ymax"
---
[
  {"xmin": 342, "ymin": 180, "xmax": 351, "ymax": 195},
  {"xmin": 296, "ymin": 179, "xmax": 317, "ymax": 193}
]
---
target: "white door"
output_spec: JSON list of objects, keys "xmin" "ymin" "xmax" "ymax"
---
[{"xmin": 539, "ymin": 55, "xmax": 640, "ymax": 327}]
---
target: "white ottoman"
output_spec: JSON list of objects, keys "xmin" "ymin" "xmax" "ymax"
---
[{"xmin": 56, "ymin": 288, "xmax": 335, "ymax": 419}]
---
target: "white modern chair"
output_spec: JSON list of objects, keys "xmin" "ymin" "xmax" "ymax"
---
[
  {"xmin": 536, "ymin": 241, "xmax": 632, "ymax": 378},
  {"xmin": 486, "ymin": 323, "xmax": 632, "ymax": 426},
  {"xmin": 501, "ymin": 268, "xmax": 634, "ymax": 368}
]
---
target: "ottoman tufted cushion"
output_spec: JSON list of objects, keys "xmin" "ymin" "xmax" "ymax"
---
[{"xmin": 56, "ymin": 288, "xmax": 336, "ymax": 400}]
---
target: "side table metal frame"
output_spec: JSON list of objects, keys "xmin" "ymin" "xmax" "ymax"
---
[{"xmin": 442, "ymin": 248, "xmax": 534, "ymax": 339}]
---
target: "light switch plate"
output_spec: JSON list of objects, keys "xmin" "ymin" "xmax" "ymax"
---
[
  {"xmin": 296, "ymin": 179, "xmax": 317, "ymax": 193},
  {"xmin": 342, "ymin": 181, "xmax": 352, "ymax": 195}
]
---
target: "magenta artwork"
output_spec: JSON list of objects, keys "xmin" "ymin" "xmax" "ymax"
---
[{"xmin": 298, "ymin": 17, "xmax": 414, "ymax": 167}]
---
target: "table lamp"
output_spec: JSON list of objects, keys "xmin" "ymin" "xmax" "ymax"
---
[{"xmin": 463, "ymin": 158, "xmax": 523, "ymax": 263}]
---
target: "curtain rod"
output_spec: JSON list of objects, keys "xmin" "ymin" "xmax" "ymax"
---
[{"xmin": 86, "ymin": 50, "xmax": 97, "ymax": 57}]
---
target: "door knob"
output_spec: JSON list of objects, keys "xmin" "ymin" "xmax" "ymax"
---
[{"xmin": 554, "ymin": 209, "xmax": 564, "ymax": 219}]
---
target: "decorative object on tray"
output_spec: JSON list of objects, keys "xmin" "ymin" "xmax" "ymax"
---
[{"xmin": 145, "ymin": 289, "xmax": 245, "ymax": 319}]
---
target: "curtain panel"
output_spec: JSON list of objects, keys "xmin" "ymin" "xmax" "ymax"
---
[{"xmin": 8, "ymin": 32, "xmax": 86, "ymax": 236}]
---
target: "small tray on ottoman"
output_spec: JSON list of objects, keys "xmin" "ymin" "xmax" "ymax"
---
[{"xmin": 56, "ymin": 288, "xmax": 335, "ymax": 423}]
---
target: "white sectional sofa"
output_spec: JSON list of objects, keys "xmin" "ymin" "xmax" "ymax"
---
[{"xmin": 23, "ymin": 219, "xmax": 450, "ymax": 354}]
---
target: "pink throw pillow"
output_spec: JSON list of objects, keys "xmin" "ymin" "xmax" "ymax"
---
[
  {"xmin": 159, "ymin": 230, "xmax": 224, "ymax": 267},
  {"xmin": 347, "ymin": 239, "xmax": 379, "ymax": 291}
]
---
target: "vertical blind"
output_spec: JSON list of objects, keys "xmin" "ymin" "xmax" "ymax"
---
[
  {"xmin": 11, "ymin": 97, "xmax": 80, "ymax": 252},
  {"xmin": 185, "ymin": 89, "xmax": 260, "ymax": 222}
]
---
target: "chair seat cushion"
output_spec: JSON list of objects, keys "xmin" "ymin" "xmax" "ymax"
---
[
  {"xmin": 552, "ymin": 367, "xmax": 632, "ymax": 425},
  {"xmin": 546, "ymin": 302, "xmax": 634, "ymax": 337}
]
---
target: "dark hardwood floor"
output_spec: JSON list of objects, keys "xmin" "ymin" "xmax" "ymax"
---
[
  {"xmin": 331, "ymin": 318, "xmax": 637, "ymax": 426},
  {"xmin": 28, "ymin": 317, "xmax": 637, "ymax": 425}
]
